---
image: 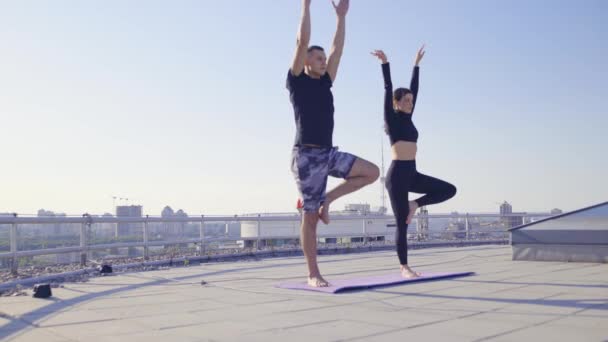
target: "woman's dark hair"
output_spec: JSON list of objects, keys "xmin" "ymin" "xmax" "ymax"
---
[
  {"xmin": 385, "ymin": 87, "xmax": 412, "ymax": 134},
  {"xmin": 393, "ymin": 87, "xmax": 412, "ymax": 104}
]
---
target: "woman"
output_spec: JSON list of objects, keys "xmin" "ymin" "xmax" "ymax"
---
[{"xmin": 371, "ymin": 46, "xmax": 457, "ymax": 278}]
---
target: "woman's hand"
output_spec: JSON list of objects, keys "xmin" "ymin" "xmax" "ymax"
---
[
  {"xmin": 371, "ymin": 49, "xmax": 388, "ymax": 64},
  {"xmin": 415, "ymin": 44, "xmax": 426, "ymax": 66}
]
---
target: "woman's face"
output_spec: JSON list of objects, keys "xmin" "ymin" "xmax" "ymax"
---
[{"xmin": 396, "ymin": 93, "xmax": 414, "ymax": 113}]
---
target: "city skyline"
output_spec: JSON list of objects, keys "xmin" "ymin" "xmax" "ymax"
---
[{"xmin": 1, "ymin": 200, "xmax": 564, "ymax": 217}]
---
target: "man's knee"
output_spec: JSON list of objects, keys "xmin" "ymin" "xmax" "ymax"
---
[
  {"xmin": 302, "ymin": 211, "xmax": 320, "ymax": 228},
  {"xmin": 366, "ymin": 163, "xmax": 380, "ymax": 184}
]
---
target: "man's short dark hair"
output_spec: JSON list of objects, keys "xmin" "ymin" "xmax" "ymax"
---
[{"xmin": 307, "ymin": 45, "xmax": 324, "ymax": 53}]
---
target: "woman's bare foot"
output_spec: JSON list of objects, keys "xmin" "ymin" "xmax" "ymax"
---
[
  {"xmin": 308, "ymin": 275, "xmax": 330, "ymax": 287},
  {"xmin": 400, "ymin": 265, "xmax": 421, "ymax": 279},
  {"xmin": 406, "ymin": 200, "xmax": 419, "ymax": 224},
  {"xmin": 318, "ymin": 203, "xmax": 330, "ymax": 224}
]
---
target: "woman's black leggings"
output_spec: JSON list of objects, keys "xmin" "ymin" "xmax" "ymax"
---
[{"xmin": 386, "ymin": 160, "xmax": 457, "ymax": 265}]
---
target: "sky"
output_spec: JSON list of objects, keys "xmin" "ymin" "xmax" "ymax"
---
[{"xmin": 0, "ymin": 0, "xmax": 606, "ymax": 216}]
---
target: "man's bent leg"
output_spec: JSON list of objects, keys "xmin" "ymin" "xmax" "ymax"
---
[{"xmin": 321, "ymin": 157, "xmax": 380, "ymax": 223}]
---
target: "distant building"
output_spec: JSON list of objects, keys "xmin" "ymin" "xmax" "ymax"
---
[
  {"xmin": 116, "ymin": 205, "xmax": 143, "ymax": 236},
  {"xmin": 37, "ymin": 209, "xmax": 68, "ymax": 235},
  {"xmin": 416, "ymin": 206, "xmax": 429, "ymax": 240},
  {"xmin": 500, "ymin": 201, "xmax": 512, "ymax": 215},
  {"xmin": 160, "ymin": 206, "xmax": 190, "ymax": 238},
  {"xmin": 174, "ymin": 209, "xmax": 188, "ymax": 237},
  {"xmin": 344, "ymin": 203, "xmax": 371, "ymax": 214},
  {"xmin": 241, "ymin": 204, "xmax": 390, "ymax": 247},
  {"xmin": 446, "ymin": 221, "xmax": 467, "ymax": 239},
  {"xmin": 161, "ymin": 206, "xmax": 177, "ymax": 236},
  {"xmin": 97, "ymin": 213, "xmax": 115, "ymax": 238},
  {"xmin": 499, "ymin": 201, "xmax": 524, "ymax": 228}
]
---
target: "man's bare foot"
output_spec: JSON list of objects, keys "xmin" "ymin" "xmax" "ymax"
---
[
  {"xmin": 406, "ymin": 200, "xmax": 419, "ymax": 224},
  {"xmin": 400, "ymin": 265, "xmax": 421, "ymax": 279},
  {"xmin": 318, "ymin": 203, "xmax": 330, "ymax": 224},
  {"xmin": 308, "ymin": 275, "xmax": 330, "ymax": 287}
]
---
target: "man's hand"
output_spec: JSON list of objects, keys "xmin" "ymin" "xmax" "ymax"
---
[{"xmin": 332, "ymin": 0, "xmax": 349, "ymax": 18}]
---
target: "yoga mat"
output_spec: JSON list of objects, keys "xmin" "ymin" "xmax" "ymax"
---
[{"xmin": 276, "ymin": 271, "xmax": 475, "ymax": 294}]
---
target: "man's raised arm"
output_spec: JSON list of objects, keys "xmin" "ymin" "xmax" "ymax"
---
[
  {"xmin": 290, "ymin": 0, "xmax": 312, "ymax": 76},
  {"xmin": 326, "ymin": 0, "xmax": 349, "ymax": 82}
]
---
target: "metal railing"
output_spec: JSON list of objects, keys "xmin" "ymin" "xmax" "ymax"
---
[{"xmin": 0, "ymin": 212, "xmax": 553, "ymax": 274}]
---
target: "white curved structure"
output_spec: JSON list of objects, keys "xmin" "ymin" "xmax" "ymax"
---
[{"xmin": 241, "ymin": 215, "xmax": 393, "ymax": 240}]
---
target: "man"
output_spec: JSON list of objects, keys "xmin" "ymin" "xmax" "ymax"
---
[{"xmin": 287, "ymin": 0, "xmax": 379, "ymax": 287}]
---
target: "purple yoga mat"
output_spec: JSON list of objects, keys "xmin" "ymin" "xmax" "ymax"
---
[{"xmin": 276, "ymin": 271, "xmax": 475, "ymax": 293}]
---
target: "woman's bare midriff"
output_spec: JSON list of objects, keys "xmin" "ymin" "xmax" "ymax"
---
[{"xmin": 391, "ymin": 141, "xmax": 417, "ymax": 160}]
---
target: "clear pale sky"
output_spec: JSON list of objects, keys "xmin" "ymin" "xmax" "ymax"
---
[{"xmin": 1, "ymin": 0, "xmax": 606, "ymax": 216}]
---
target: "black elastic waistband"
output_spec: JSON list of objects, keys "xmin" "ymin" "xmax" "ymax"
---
[{"xmin": 391, "ymin": 159, "xmax": 416, "ymax": 164}]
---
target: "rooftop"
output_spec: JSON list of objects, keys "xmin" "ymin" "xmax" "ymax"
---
[{"xmin": 1, "ymin": 245, "xmax": 607, "ymax": 341}]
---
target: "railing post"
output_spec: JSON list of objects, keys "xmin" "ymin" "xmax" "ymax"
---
[
  {"xmin": 10, "ymin": 214, "xmax": 18, "ymax": 274},
  {"xmin": 80, "ymin": 214, "xmax": 89, "ymax": 266},
  {"xmin": 199, "ymin": 215, "xmax": 205, "ymax": 255},
  {"xmin": 143, "ymin": 215, "xmax": 149, "ymax": 260},
  {"xmin": 362, "ymin": 216, "xmax": 368, "ymax": 244},
  {"xmin": 465, "ymin": 213, "xmax": 470, "ymax": 240},
  {"xmin": 256, "ymin": 214, "xmax": 261, "ymax": 250}
]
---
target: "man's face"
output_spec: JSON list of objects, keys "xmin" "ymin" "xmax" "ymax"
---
[{"xmin": 306, "ymin": 49, "xmax": 327, "ymax": 76}]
